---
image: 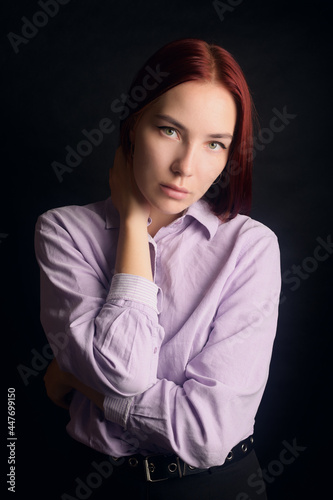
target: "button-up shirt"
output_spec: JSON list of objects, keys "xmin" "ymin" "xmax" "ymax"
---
[{"xmin": 34, "ymin": 197, "xmax": 281, "ymax": 468}]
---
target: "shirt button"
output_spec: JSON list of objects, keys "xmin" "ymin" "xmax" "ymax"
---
[{"xmin": 153, "ymin": 347, "xmax": 158, "ymax": 354}]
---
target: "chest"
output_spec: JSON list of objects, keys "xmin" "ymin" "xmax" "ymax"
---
[{"xmin": 150, "ymin": 236, "xmax": 232, "ymax": 384}]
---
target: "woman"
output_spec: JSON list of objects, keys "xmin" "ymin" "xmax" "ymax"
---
[{"xmin": 36, "ymin": 38, "xmax": 281, "ymax": 499}]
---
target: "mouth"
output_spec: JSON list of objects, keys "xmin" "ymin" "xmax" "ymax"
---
[{"xmin": 160, "ymin": 184, "xmax": 189, "ymax": 200}]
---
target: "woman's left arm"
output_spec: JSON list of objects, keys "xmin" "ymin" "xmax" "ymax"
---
[
  {"xmin": 48, "ymin": 227, "xmax": 281, "ymax": 470},
  {"xmin": 102, "ymin": 230, "xmax": 281, "ymax": 469}
]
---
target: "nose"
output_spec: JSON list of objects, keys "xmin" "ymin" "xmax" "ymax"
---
[{"xmin": 170, "ymin": 143, "xmax": 196, "ymax": 178}]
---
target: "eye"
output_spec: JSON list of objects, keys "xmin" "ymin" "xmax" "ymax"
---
[
  {"xmin": 158, "ymin": 126, "xmax": 178, "ymax": 138},
  {"xmin": 208, "ymin": 141, "xmax": 226, "ymax": 151}
]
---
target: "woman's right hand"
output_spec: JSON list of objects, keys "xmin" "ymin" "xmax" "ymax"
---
[{"xmin": 109, "ymin": 146, "xmax": 151, "ymax": 223}]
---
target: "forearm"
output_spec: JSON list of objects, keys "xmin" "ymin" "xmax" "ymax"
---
[
  {"xmin": 110, "ymin": 146, "xmax": 153, "ymax": 282},
  {"xmin": 115, "ymin": 216, "xmax": 153, "ymax": 282}
]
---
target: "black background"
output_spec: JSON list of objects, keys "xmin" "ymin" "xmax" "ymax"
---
[{"xmin": 1, "ymin": 0, "xmax": 332, "ymax": 498}]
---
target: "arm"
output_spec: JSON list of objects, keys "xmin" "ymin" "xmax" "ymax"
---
[
  {"xmin": 110, "ymin": 146, "xmax": 152, "ymax": 281},
  {"xmin": 35, "ymin": 147, "xmax": 163, "ymax": 398},
  {"xmin": 103, "ymin": 232, "xmax": 281, "ymax": 468}
]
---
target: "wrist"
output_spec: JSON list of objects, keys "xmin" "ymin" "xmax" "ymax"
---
[
  {"xmin": 116, "ymin": 214, "xmax": 153, "ymax": 282},
  {"xmin": 119, "ymin": 212, "xmax": 149, "ymax": 228}
]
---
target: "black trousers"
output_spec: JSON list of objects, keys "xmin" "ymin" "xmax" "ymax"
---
[{"xmin": 40, "ymin": 435, "xmax": 268, "ymax": 500}]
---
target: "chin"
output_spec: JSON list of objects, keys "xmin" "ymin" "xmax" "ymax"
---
[{"xmin": 152, "ymin": 198, "xmax": 191, "ymax": 215}]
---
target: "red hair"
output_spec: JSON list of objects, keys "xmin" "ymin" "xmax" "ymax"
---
[{"xmin": 120, "ymin": 38, "xmax": 255, "ymax": 221}]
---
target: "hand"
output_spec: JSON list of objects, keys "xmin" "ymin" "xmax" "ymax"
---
[
  {"xmin": 109, "ymin": 146, "xmax": 151, "ymax": 222},
  {"xmin": 44, "ymin": 358, "xmax": 74, "ymax": 410}
]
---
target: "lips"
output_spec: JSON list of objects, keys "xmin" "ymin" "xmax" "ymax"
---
[
  {"xmin": 162, "ymin": 184, "xmax": 189, "ymax": 193},
  {"xmin": 160, "ymin": 184, "xmax": 189, "ymax": 200}
]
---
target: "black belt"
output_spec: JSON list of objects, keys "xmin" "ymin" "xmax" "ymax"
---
[{"xmin": 112, "ymin": 435, "xmax": 254, "ymax": 482}]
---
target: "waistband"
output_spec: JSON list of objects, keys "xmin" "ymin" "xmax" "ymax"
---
[{"xmin": 110, "ymin": 435, "xmax": 254, "ymax": 482}]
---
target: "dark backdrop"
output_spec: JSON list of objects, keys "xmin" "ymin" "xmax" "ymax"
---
[{"xmin": 1, "ymin": 1, "xmax": 332, "ymax": 499}]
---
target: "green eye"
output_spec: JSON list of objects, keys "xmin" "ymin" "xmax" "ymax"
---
[
  {"xmin": 158, "ymin": 126, "xmax": 177, "ymax": 137},
  {"xmin": 208, "ymin": 142, "xmax": 226, "ymax": 151}
]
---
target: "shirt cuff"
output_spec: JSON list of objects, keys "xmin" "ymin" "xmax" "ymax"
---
[
  {"xmin": 107, "ymin": 273, "xmax": 160, "ymax": 314},
  {"xmin": 103, "ymin": 395, "xmax": 133, "ymax": 428}
]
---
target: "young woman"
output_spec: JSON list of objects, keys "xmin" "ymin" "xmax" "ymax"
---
[{"xmin": 36, "ymin": 38, "xmax": 281, "ymax": 499}]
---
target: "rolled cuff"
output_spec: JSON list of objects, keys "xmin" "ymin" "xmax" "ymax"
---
[
  {"xmin": 103, "ymin": 395, "xmax": 133, "ymax": 428},
  {"xmin": 107, "ymin": 273, "xmax": 160, "ymax": 314}
]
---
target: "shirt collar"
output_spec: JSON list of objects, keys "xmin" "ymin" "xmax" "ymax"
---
[
  {"xmin": 105, "ymin": 197, "xmax": 219, "ymax": 240},
  {"xmin": 185, "ymin": 199, "xmax": 220, "ymax": 240}
]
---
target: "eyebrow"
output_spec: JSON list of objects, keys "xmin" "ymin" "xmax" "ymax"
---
[{"xmin": 154, "ymin": 113, "xmax": 234, "ymax": 140}]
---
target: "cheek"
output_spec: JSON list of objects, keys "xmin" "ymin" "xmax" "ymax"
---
[
  {"xmin": 132, "ymin": 141, "xmax": 159, "ymax": 191},
  {"xmin": 199, "ymin": 158, "xmax": 227, "ymax": 185},
  {"xmin": 133, "ymin": 134, "xmax": 169, "ymax": 178},
  {"xmin": 133, "ymin": 132, "xmax": 156, "ymax": 167}
]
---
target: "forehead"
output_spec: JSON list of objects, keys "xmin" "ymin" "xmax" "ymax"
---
[{"xmin": 145, "ymin": 80, "xmax": 237, "ymax": 133}]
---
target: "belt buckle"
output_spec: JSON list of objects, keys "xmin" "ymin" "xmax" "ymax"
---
[{"xmin": 144, "ymin": 455, "xmax": 182, "ymax": 482}]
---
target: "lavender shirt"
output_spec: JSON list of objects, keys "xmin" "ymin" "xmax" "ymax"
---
[{"xmin": 35, "ymin": 197, "xmax": 281, "ymax": 468}]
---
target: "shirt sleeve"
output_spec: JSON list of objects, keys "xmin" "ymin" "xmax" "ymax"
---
[
  {"xmin": 103, "ymin": 230, "xmax": 281, "ymax": 468},
  {"xmin": 34, "ymin": 212, "xmax": 164, "ymax": 397}
]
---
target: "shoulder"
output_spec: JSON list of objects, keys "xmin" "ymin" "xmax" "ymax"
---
[
  {"xmin": 35, "ymin": 198, "xmax": 118, "ymax": 239},
  {"xmin": 214, "ymin": 214, "xmax": 280, "ymax": 262},
  {"xmin": 37, "ymin": 198, "xmax": 108, "ymax": 228},
  {"xmin": 34, "ymin": 198, "xmax": 118, "ymax": 258},
  {"xmin": 188, "ymin": 200, "xmax": 278, "ymax": 251},
  {"xmin": 218, "ymin": 213, "xmax": 278, "ymax": 242},
  {"xmin": 34, "ymin": 198, "xmax": 118, "ymax": 269}
]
